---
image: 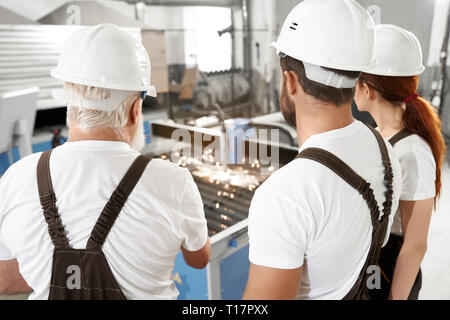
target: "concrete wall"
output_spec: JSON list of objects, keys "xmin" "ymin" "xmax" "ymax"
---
[
  {"xmin": 1, "ymin": 0, "xmax": 187, "ymax": 65},
  {"xmin": 0, "ymin": 0, "xmax": 69, "ymax": 21},
  {"xmin": 145, "ymin": 6, "xmax": 186, "ymax": 65},
  {"xmin": 357, "ymin": 0, "xmax": 435, "ymax": 64}
]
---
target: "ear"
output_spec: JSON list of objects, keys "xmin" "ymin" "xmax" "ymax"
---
[
  {"xmin": 128, "ymin": 97, "xmax": 141, "ymax": 126},
  {"xmin": 283, "ymin": 70, "xmax": 299, "ymax": 97},
  {"xmin": 361, "ymin": 82, "xmax": 376, "ymax": 101}
]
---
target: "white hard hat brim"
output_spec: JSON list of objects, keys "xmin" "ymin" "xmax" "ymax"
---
[
  {"xmin": 268, "ymin": 41, "xmax": 377, "ymax": 72},
  {"xmin": 52, "ymin": 88, "xmax": 149, "ymax": 112},
  {"xmin": 51, "ymin": 69, "xmax": 157, "ymax": 97},
  {"xmin": 267, "ymin": 41, "xmax": 278, "ymax": 50}
]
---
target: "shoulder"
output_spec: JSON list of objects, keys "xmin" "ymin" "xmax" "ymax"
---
[
  {"xmin": 395, "ymin": 135, "xmax": 436, "ymax": 173},
  {"xmin": 410, "ymin": 135, "xmax": 435, "ymax": 160},
  {"xmin": 394, "ymin": 134, "xmax": 433, "ymax": 156},
  {"xmin": 0, "ymin": 152, "xmax": 42, "ymax": 209},
  {"xmin": 0, "ymin": 152, "xmax": 42, "ymax": 183},
  {"xmin": 258, "ymin": 158, "xmax": 314, "ymax": 188},
  {"xmin": 145, "ymin": 158, "xmax": 192, "ymax": 182},
  {"xmin": 249, "ymin": 159, "xmax": 319, "ymax": 256},
  {"xmin": 253, "ymin": 157, "xmax": 328, "ymax": 209},
  {"xmin": 140, "ymin": 158, "xmax": 195, "ymax": 201},
  {"xmin": 393, "ymin": 135, "xmax": 436, "ymax": 200}
]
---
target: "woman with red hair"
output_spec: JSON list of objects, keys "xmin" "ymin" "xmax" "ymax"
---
[{"xmin": 355, "ymin": 24, "xmax": 446, "ymax": 300}]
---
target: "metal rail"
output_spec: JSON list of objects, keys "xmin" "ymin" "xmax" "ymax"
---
[{"xmin": 115, "ymin": 0, "xmax": 241, "ymax": 8}]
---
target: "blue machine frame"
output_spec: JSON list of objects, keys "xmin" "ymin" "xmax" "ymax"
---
[{"xmin": 173, "ymin": 219, "xmax": 250, "ymax": 300}]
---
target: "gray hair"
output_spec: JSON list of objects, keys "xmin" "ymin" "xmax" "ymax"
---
[{"xmin": 65, "ymin": 82, "xmax": 141, "ymax": 133}]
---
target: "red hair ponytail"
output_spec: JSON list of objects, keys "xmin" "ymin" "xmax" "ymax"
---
[
  {"xmin": 360, "ymin": 73, "xmax": 446, "ymax": 201},
  {"xmin": 405, "ymin": 96, "xmax": 446, "ymax": 200}
]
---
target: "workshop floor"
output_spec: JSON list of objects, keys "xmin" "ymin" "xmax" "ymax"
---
[{"xmin": 420, "ymin": 162, "xmax": 450, "ymax": 300}]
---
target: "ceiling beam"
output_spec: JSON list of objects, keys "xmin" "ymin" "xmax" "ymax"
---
[{"xmin": 112, "ymin": 0, "xmax": 241, "ymax": 8}]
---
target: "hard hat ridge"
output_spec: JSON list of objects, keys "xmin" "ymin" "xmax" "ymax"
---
[
  {"xmin": 271, "ymin": 0, "xmax": 376, "ymax": 72},
  {"xmin": 51, "ymin": 23, "xmax": 157, "ymax": 111},
  {"xmin": 364, "ymin": 24, "xmax": 425, "ymax": 77}
]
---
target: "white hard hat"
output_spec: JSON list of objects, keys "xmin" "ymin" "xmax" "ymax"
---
[
  {"xmin": 364, "ymin": 24, "xmax": 425, "ymax": 77},
  {"xmin": 271, "ymin": 0, "xmax": 376, "ymax": 72},
  {"xmin": 51, "ymin": 24, "xmax": 156, "ymax": 101}
]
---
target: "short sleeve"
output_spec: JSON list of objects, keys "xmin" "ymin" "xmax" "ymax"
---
[
  {"xmin": 399, "ymin": 148, "xmax": 436, "ymax": 201},
  {"xmin": 0, "ymin": 238, "xmax": 13, "ymax": 261},
  {"xmin": 177, "ymin": 169, "xmax": 208, "ymax": 252},
  {"xmin": 248, "ymin": 186, "xmax": 313, "ymax": 270},
  {"xmin": 0, "ymin": 173, "xmax": 14, "ymax": 261}
]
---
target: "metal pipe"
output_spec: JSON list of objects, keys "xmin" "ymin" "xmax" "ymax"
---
[
  {"xmin": 117, "ymin": 0, "xmax": 240, "ymax": 7},
  {"xmin": 241, "ymin": 0, "xmax": 252, "ymax": 81},
  {"xmin": 439, "ymin": 5, "xmax": 450, "ymax": 117},
  {"xmin": 241, "ymin": 0, "xmax": 253, "ymax": 117},
  {"xmin": 231, "ymin": 9, "xmax": 236, "ymax": 103},
  {"xmin": 211, "ymin": 103, "xmax": 227, "ymax": 132}
]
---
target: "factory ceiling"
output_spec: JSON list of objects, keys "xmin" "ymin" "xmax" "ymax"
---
[
  {"xmin": 0, "ymin": 6, "xmax": 38, "ymax": 24},
  {"xmin": 116, "ymin": 0, "xmax": 241, "ymax": 8},
  {"xmin": 38, "ymin": 1, "xmax": 140, "ymax": 26}
]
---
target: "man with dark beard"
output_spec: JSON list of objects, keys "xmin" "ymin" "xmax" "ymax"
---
[
  {"xmin": 244, "ymin": 0, "xmax": 402, "ymax": 300},
  {"xmin": 0, "ymin": 24, "xmax": 210, "ymax": 300}
]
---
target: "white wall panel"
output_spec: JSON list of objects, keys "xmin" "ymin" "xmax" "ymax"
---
[{"xmin": 0, "ymin": 24, "xmax": 141, "ymax": 110}]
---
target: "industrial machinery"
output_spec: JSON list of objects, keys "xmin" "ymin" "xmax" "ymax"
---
[
  {"xmin": 0, "ymin": 87, "xmax": 38, "ymax": 173},
  {"xmin": 249, "ymin": 112, "xmax": 298, "ymax": 148},
  {"xmin": 170, "ymin": 68, "xmax": 255, "ymax": 127},
  {"xmin": 150, "ymin": 119, "xmax": 297, "ymax": 300},
  {"xmin": 194, "ymin": 69, "xmax": 251, "ymax": 112},
  {"xmin": 159, "ymin": 152, "xmax": 264, "ymax": 237}
]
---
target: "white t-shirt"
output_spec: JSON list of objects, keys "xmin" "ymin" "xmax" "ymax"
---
[
  {"xmin": 248, "ymin": 121, "xmax": 402, "ymax": 300},
  {"xmin": 389, "ymin": 134, "xmax": 436, "ymax": 236},
  {"xmin": 0, "ymin": 141, "xmax": 208, "ymax": 300}
]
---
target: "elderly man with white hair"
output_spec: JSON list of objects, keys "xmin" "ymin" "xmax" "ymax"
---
[{"xmin": 0, "ymin": 24, "xmax": 210, "ymax": 300}]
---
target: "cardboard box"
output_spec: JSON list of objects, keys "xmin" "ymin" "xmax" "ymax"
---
[
  {"xmin": 178, "ymin": 67, "xmax": 199, "ymax": 100},
  {"xmin": 141, "ymin": 31, "xmax": 169, "ymax": 94}
]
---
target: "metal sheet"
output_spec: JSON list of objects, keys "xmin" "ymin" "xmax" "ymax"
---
[
  {"xmin": 0, "ymin": 24, "xmax": 142, "ymax": 111},
  {"xmin": 119, "ymin": 0, "xmax": 240, "ymax": 8}
]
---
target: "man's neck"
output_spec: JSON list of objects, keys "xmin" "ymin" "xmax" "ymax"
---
[
  {"xmin": 295, "ymin": 101, "xmax": 355, "ymax": 147},
  {"xmin": 68, "ymin": 127, "xmax": 129, "ymax": 144},
  {"xmin": 369, "ymin": 100, "xmax": 405, "ymax": 139}
]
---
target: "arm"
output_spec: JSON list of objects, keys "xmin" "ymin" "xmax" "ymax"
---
[
  {"xmin": 0, "ymin": 168, "xmax": 32, "ymax": 295},
  {"xmin": 0, "ymin": 259, "xmax": 32, "ymax": 295},
  {"xmin": 388, "ymin": 199, "xmax": 433, "ymax": 300},
  {"xmin": 245, "ymin": 184, "xmax": 312, "ymax": 301},
  {"xmin": 243, "ymin": 264, "xmax": 303, "ymax": 300},
  {"xmin": 181, "ymin": 237, "xmax": 211, "ymax": 269},
  {"xmin": 177, "ymin": 168, "xmax": 210, "ymax": 269}
]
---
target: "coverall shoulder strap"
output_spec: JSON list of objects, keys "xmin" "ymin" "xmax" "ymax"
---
[
  {"xmin": 389, "ymin": 128, "xmax": 414, "ymax": 147},
  {"xmin": 296, "ymin": 148, "xmax": 380, "ymax": 224},
  {"xmin": 296, "ymin": 125, "xmax": 395, "ymax": 300},
  {"xmin": 296, "ymin": 148, "xmax": 365, "ymax": 191},
  {"xmin": 364, "ymin": 124, "xmax": 394, "ymax": 223},
  {"xmin": 37, "ymin": 150, "xmax": 69, "ymax": 248},
  {"xmin": 365, "ymin": 125, "xmax": 390, "ymax": 163},
  {"xmin": 86, "ymin": 155, "xmax": 151, "ymax": 249}
]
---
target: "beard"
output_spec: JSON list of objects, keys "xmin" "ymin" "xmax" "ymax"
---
[
  {"xmin": 280, "ymin": 80, "xmax": 297, "ymax": 128},
  {"xmin": 130, "ymin": 113, "xmax": 146, "ymax": 152}
]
